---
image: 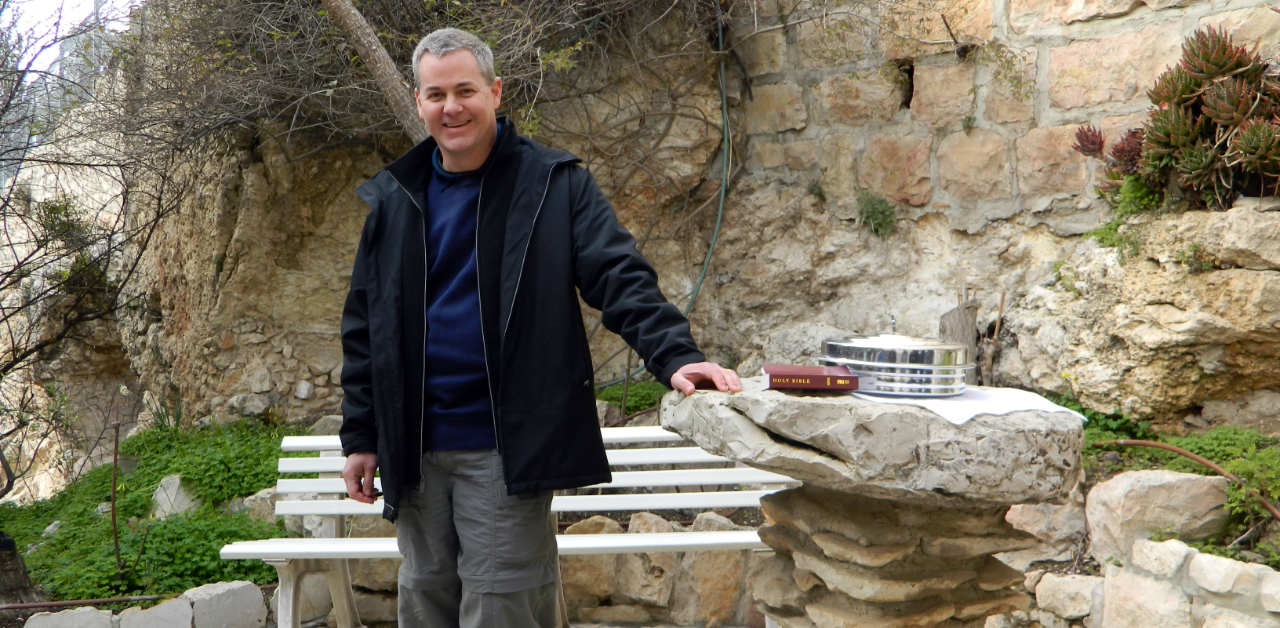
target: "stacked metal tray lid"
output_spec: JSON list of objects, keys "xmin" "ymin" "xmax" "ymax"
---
[{"xmin": 820, "ymin": 334, "xmax": 975, "ymax": 397}]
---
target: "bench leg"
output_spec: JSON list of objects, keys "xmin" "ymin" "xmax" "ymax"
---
[
  {"xmin": 266, "ymin": 559, "xmax": 305, "ymax": 628},
  {"xmin": 266, "ymin": 558, "xmax": 365, "ymax": 628},
  {"xmin": 324, "ymin": 558, "xmax": 363, "ymax": 628}
]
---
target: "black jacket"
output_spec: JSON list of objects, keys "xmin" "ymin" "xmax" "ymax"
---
[{"xmin": 338, "ymin": 119, "xmax": 706, "ymax": 521}]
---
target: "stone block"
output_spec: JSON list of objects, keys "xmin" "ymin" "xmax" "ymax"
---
[
  {"xmin": 293, "ymin": 380, "xmax": 313, "ymax": 400},
  {"xmin": 183, "ymin": 580, "xmax": 267, "ymax": 628},
  {"xmin": 594, "ymin": 400, "xmax": 623, "ymax": 427},
  {"xmin": 1085, "ymin": 470, "xmax": 1228, "ymax": 564},
  {"xmin": 811, "ymin": 71, "xmax": 903, "ymax": 125},
  {"xmin": 811, "ymin": 531, "xmax": 915, "ymax": 568},
  {"xmin": 151, "ymin": 474, "xmax": 203, "ymax": 519},
  {"xmin": 1101, "ymin": 568, "xmax": 1192, "ymax": 628},
  {"xmin": 857, "ymin": 135, "xmax": 933, "ymax": 207},
  {"xmin": 613, "ymin": 512, "xmax": 680, "ymax": 607},
  {"xmin": 669, "ymin": 512, "xmax": 749, "ymax": 626},
  {"xmin": 1197, "ymin": 604, "xmax": 1280, "ymax": 628},
  {"xmin": 749, "ymin": 554, "xmax": 805, "ymax": 611},
  {"xmin": 1203, "ymin": 206, "xmax": 1280, "ymax": 272},
  {"xmin": 561, "ymin": 515, "xmax": 623, "ymax": 612},
  {"xmin": 308, "ymin": 415, "xmax": 342, "ymax": 435},
  {"xmin": 578, "ymin": 604, "xmax": 652, "ymax": 623},
  {"xmin": 743, "ymin": 83, "xmax": 806, "ymax": 135},
  {"xmin": 327, "ymin": 590, "xmax": 395, "ymax": 625},
  {"xmin": 269, "ymin": 574, "xmax": 331, "ymax": 624},
  {"xmin": 784, "ymin": 141, "xmax": 817, "ymax": 170},
  {"xmin": 1035, "ymin": 573, "xmax": 1100, "ymax": 619},
  {"xmin": 911, "ymin": 63, "xmax": 977, "ymax": 128},
  {"xmin": 938, "ymin": 129, "xmax": 1011, "ymax": 202},
  {"xmin": 1130, "ymin": 538, "xmax": 1195, "ymax": 579},
  {"xmin": 749, "ymin": 141, "xmax": 785, "ymax": 170},
  {"xmin": 227, "ymin": 394, "xmax": 271, "ymax": 417},
  {"xmin": 1189, "ymin": 553, "xmax": 1259, "ymax": 595},
  {"xmin": 793, "ymin": 549, "xmax": 976, "ymax": 603},
  {"xmin": 739, "ymin": 29, "xmax": 786, "ymax": 76},
  {"xmin": 1201, "ymin": 7, "xmax": 1280, "ymax": 64},
  {"xmin": 119, "ymin": 598, "xmax": 194, "ymax": 628},
  {"xmin": 25, "ymin": 608, "xmax": 114, "ymax": 628},
  {"xmin": 1047, "ymin": 23, "xmax": 1184, "ymax": 110},
  {"xmin": 984, "ymin": 50, "xmax": 1036, "ymax": 125},
  {"xmin": 1016, "ymin": 125, "xmax": 1090, "ymax": 197},
  {"xmin": 346, "ymin": 513, "xmax": 398, "ymax": 591},
  {"xmin": 880, "ymin": 0, "xmax": 993, "ymax": 58},
  {"xmin": 240, "ymin": 487, "xmax": 276, "ymax": 524},
  {"xmin": 1011, "ymin": 0, "xmax": 1184, "ymax": 33},
  {"xmin": 805, "ymin": 592, "xmax": 957, "ymax": 628},
  {"xmin": 795, "ymin": 16, "xmax": 873, "ymax": 70},
  {"xmin": 818, "ymin": 133, "xmax": 860, "ymax": 221}
]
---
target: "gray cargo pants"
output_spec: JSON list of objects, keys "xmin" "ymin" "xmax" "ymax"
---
[{"xmin": 396, "ymin": 449, "xmax": 559, "ymax": 628}]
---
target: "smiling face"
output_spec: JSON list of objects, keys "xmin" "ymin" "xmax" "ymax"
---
[{"xmin": 414, "ymin": 49, "xmax": 503, "ymax": 172}]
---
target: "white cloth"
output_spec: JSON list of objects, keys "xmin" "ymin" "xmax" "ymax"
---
[{"xmin": 851, "ymin": 385, "xmax": 1085, "ymax": 426}]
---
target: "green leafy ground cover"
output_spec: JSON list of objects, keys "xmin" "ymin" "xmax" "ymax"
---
[
  {"xmin": 596, "ymin": 380, "xmax": 668, "ymax": 416},
  {"xmin": 1056, "ymin": 394, "xmax": 1280, "ymax": 568},
  {"xmin": 0, "ymin": 422, "xmax": 306, "ymax": 602}
]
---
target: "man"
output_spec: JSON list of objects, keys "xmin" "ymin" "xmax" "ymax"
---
[{"xmin": 338, "ymin": 27, "xmax": 740, "ymax": 628}]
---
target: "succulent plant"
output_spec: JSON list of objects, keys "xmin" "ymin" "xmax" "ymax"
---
[
  {"xmin": 1176, "ymin": 140, "xmax": 1224, "ymax": 190},
  {"xmin": 1228, "ymin": 118, "xmax": 1280, "ymax": 174},
  {"xmin": 1145, "ymin": 106, "xmax": 1204, "ymax": 156},
  {"xmin": 1201, "ymin": 78, "xmax": 1264, "ymax": 128},
  {"xmin": 1148, "ymin": 67, "xmax": 1203, "ymax": 108},
  {"xmin": 1072, "ymin": 125, "xmax": 1105, "ymax": 157},
  {"xmin": 1110, "ymin": 128, "xmax": 1145, "ymax": 176},
  {"xmin": 1180, "ymin": 26, "xmax": 1263, "ymax": 82}
]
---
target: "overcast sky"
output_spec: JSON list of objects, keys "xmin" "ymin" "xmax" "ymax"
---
[{"xmin": 11, "ymin": 0, "xmax": 133, "ymax": 70}]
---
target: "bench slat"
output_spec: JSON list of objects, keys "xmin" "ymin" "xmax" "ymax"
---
[
  {"xmin": 275, "ymin": 468, "xmax": 794, "ymax": 495},
  {"xmin": 221, "ymin": 530, "xmax": 765, "ymax": 559},
  {"xmin": 280, "ymin": 426, "xmax": 684, "ymax": 452},
  {"xmin": 273, "ymin": 490, "xmax": 776, "ymax": 516},
  {"xmin": 277, "ymin": 446, "xmax": 729, "ymax": 473}
]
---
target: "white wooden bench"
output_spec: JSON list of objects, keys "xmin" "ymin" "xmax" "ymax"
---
[{"xmin": 221, "ymin": 425, "xmax": 797, "ymax": 628}]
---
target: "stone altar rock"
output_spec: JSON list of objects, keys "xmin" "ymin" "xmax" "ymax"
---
[{"xmin": 661, "ymin": 378, "xmax": 1083, "ymax": 507}]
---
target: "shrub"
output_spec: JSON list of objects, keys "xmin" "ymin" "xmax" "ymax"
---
[
  {"xmin": 596, "ymin": 380, "xmax": 668, "ymax": 416},
  {"xmin": 857, "ymin": 191, "xmax": 896, "ymax": 238}
]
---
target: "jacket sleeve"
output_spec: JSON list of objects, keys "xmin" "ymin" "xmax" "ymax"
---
[
  {"xmin": 568, "ymin": 166, "xmax": 706, "ymax": 387},
  {"xmin": 339, "ymin": 207, "xmax": 379, "ymax": 456}
]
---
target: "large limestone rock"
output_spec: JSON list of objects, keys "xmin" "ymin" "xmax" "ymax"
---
[
  {"xmin": 347, "ymin": 516, "xmax": 398, "ymax": 591},
  {"xmin": 119, "ymin": 598, "xmax": 194, "ymax": 628},
  {"xmin": 1099, "ymin": 568, "xmax": 1193, "ymax": 628},
  {"xmin": 270, "ymin": 572, "xmax": 333, "ymax": 623},
  {"xmin": 612, "ymin": 512, "xmax": 681, "ymax": 608},
  {"xmin": 182, "ymin": 580, "xmax": 267, "ymax": 628},
  {"xmin": 669, "ymin": 513, "xmax": 750, "ymax": 625},
  {"xmin": 1034, "ymin": 573, "xmax": 1100, "ymax": 619},
  {"xmin": 662, "ymin": 379, "xmax": 1083, "ymax": 507},
  {"xmin": 1085, "ymin": 470, "xmax": 1229, "ymax": 565},
  {"xmin": 560, "ymin": 515, "xmax": 623, "ymax": 617},
  {"xmin": 151, "ymin": 474, "xmax": 203, "ymax": 519},
  {"xmin": 24, "ymin": 608, "xmax": 114, "ymax": 628}
]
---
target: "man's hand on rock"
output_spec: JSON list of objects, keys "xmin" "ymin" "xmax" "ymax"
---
[
  {"xmin": 342, "ymin": 452, "xmax": 379, "ymax": 504},
  {"xmin": 671, "ymin": 362, "xmax": 742, "ymax": 395}
]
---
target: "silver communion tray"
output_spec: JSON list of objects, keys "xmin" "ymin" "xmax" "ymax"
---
[{"xmin": 822, "ymin": 334, "xmax": 975, "ymax": 397}]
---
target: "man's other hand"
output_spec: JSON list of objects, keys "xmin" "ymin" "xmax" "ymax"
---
[
  {"xmin": 342, "ymin": 452, "xmax": 379, "ymax": 504},
  {"xmin": 671, "ymin": 362, "xmax": 743, "ymax": 395}
]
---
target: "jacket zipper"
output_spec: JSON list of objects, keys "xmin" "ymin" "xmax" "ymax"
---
[
  {"xmin": 501, "ymin": 159, "xmax": 574, "ymax": 341},
  {"xmin": 474, "ymin": 177, "xmax": 503, "ymax": 453},
  {"xmin": 387, "ymin": 172, "xmax": 429, "ymax": 484}
]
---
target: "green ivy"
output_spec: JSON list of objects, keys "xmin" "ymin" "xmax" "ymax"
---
[
  {"xmin": 596, "ymin": 380, "xmax": 668, "ymax": 416},
  {"xmin": 0, "ymin": 422, "xmax": 304, "ymax": 601}
]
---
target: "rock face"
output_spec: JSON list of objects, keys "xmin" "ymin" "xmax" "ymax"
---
[
  {"xmin": 662, "ymin": 379, "xmax": 1083, "ymax": 507},
  {"xmin": 1085, "ymin": 470, "xmax": 1229, "ymax": 564}
]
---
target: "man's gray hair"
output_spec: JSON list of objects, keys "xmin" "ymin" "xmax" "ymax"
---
[{"xmin": 412, "ymin": 28, "xmax": 496, "ymax": 89}]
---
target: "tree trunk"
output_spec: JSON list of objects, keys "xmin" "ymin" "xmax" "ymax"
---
[
  {"xmin": 320, "ymin": 0, "xmax": 429, "ymax": 143},
  {"xmin": 0, "ymin": 532, "xmax": 43, "ymax": 606}
]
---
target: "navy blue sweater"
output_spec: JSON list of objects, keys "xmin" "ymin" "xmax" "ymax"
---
[{"xmin": 421, "ymin": 134, "xmax": 501, "ymax": 451}]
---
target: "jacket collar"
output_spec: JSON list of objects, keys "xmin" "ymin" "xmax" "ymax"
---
[{"xmin": 383, "ymin": 116, "xmax": 517, "ymax": 200}]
